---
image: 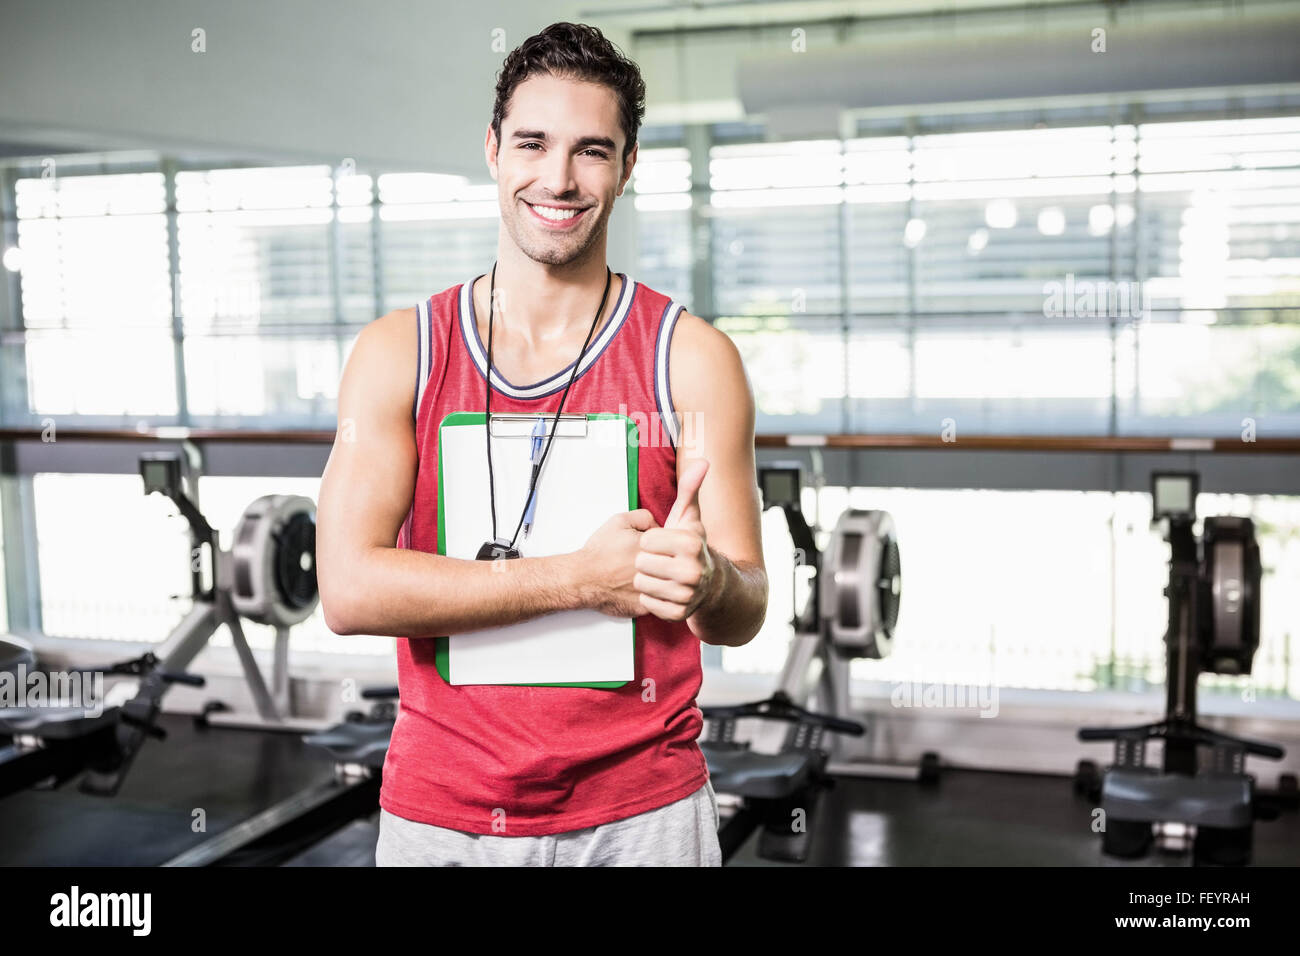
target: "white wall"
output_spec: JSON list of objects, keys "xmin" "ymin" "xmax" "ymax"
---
[
  {"xmin": 8, "ymin": 0, "xmax": 1296, "ymax": 174},
  {"xmin": 0, "ymin": 0, "xmax": 639, "ymax": 176}
]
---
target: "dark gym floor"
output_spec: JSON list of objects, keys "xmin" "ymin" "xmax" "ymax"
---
[
  {"xmin": 727, "ymin": 770, "xmax": 1300, "ymax": 867},
  {"xmin": 2, "ymin": 715, "xmax": 1297, "ymax": 866},
  {"xmin": 289, "ymin": 766, "xmax": 1300, "ymax": 867},
  {"xmin": 0, "ymin": 713, "xmax": 338, "ymax": 866}
]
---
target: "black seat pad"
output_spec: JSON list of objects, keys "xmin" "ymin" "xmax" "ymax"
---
[
  {"xmin": 0, "ymin": 704, "xmax": 121, "ymax": 739},
  {"xmin": 1103, "ymin": 767, "xmax": 1254, "ymax": 828},
  {"xmin": 304, "ymin": 721, "xmax": 392, "ymax": 769},
  {"xmin": 701, "ymin": 742, "xmax": 820, "ymax": 799}
]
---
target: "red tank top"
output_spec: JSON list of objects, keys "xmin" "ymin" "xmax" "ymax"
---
[{"xmin": 379, "ymin": 271, "xmax": 709, "ymax": 836}]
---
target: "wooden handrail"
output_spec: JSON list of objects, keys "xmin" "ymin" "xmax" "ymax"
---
[
  {"xmin": 1, "ymin": 427, "xmax": 1296, "ymax": 454},
  {"xmin": 756, "ymin": 434, "xmax": 1300, "ymax": 454}
]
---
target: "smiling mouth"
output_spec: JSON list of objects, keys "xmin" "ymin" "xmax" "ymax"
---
[{"xmin": 524, "ymin": 200, "xmax": 590, "ymax": 225}]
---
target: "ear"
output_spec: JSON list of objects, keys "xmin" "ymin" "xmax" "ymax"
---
[
  {"xmin": 485, "ymin": 123, "xmax": 499, "ymax": 180},
  {"xmin": 617, "ymin": 141, "xmax": 638, "ymax": 197}
]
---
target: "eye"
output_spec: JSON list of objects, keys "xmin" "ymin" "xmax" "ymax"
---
[{"xmin": 519, "ymin": 142, "xmax": 607, "ymax": 158}]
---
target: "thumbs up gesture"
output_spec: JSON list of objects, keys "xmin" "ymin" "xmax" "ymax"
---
[{"xmin": 635, "ymin": 459, "xmax": 717, "ymax": 622}]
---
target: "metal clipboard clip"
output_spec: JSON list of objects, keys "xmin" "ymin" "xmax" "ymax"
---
[{"xmin": 487, "ymin": 413, "xmax": 590, "ymax": 439}]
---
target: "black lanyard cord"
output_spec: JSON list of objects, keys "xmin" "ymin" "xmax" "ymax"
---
[{"xmin": 484, "ymin": 263, "xmax": 614, "ymax": 550}]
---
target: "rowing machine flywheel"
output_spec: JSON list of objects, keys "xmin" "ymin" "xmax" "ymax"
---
[
  {"xmin": 1199, "ymin": 516, "xmax": 1260, "ymax": 676},
  {"xmin": 230, "ymin": 495, "xmax": 319, "ymax": 627},
  {"xmin": 819, "ymin": 509, "xmax": 901, "ymax": 660}
]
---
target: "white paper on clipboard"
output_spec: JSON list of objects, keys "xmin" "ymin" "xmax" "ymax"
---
[{"xmin": 439, "ymin": 414, "xmax": 635, "ymax": 685}]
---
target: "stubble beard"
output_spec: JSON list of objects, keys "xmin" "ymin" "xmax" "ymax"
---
[{"xmin": 504, "ymin": 195, "xmax": 610, "ymax": 268}]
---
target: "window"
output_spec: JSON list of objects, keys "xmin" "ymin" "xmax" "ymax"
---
[
  {"xmin": 702, "ymin": 112, "xmax": 1300, "ymax": 436},
  {"xmin": 15, "ymin": 173, "xmax": 175, "ymax": 417},
  {"xmin": 8, "ymin": 107, "xmax": 1295, "ymax": 436},
  {"xmin": 1120, "ymin": 117, "xmax": 1300, "ymax": 435},
  {"xmin": 177, "ymin": 166, "xmax": 341, "ymax": 424},
  {"xmin": 728, "ymin": 486, "xmax": 1299, "ymax": 701},
  {"xmin": 30, "ymin": 472, "xmax": 391, "ymax": 659},
  {"xmin": 710, "ymin": 140, "xmax": 844, "ymax": 317},
  {"xmin": 632, "ymin": 147, "xmax": 692, "ymax": 304},
  {"xmin": 34, "ymin": 473, "xmax": 189, "ymax": 642},
  {"xmin": 378, "ymin": 174, "xmax": 497, "ymax": 311}
]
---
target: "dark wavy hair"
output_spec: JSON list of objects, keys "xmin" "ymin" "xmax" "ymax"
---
[{"xmin": 492, "ymin": 22, "xmax": 646, "ymax": 165}]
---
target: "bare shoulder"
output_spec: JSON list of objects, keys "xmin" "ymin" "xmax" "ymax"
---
[
  {"xmin": 340, "ymin": 307, "xmax": 419, "ymax": 412},
  {"xmin": 667, "ymin": 310, "xmax": 752, "ymax": 415},
  {"xmin": 362, "ymin": 306, "xmax": 418, "ymax": 350}
]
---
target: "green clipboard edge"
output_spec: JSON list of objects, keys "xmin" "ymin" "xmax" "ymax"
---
[{"xmin": 433, "ymin": 411, "xmax": 639, "ymax": 689}]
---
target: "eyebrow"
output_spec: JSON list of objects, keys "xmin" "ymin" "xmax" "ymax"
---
[{"xmin": 510, "ymin": 129, "xmax": 617, "ymax": 153}]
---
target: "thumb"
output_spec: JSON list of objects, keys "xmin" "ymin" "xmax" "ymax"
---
[
  {"xmin": 624, "ymin": 508, "xmax": 659, "ymax": 532},
  {"xmin": 666, "ymin": 459, "xmax": 709, "ymax": 528}
]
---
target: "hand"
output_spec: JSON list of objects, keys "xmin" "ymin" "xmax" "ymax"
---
[
  {"xmin": 575, "ymin": 508, "xmax": 658, "ymax": 617},
  {"xmin": 635, "ymin": 459, "xmax": 716, "ymax": 622}
]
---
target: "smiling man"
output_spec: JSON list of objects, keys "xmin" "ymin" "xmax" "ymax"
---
[{"xmin": 316, "ymin": 21, "xmax": 767, "ymax": 867}]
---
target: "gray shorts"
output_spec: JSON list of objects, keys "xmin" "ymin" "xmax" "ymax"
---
[{"xmin": 376, "ymin": 779, "xmax": 722, "ymax": 867}]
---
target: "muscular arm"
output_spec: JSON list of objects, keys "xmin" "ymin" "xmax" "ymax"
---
[
  {"xmin": 316, "ymin": 309, "xmax": 586, "ymax": 637},
  {"xmin": 665, "ymin": 313, "xmax": 768, "ymax": 647}
]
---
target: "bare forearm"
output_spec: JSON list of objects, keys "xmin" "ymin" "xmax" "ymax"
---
[
  {"xmin": 689, "ymin": 549, "xmax": 767, "ymax": 647},
  {"xmin": 324, "ymin": 547, "xmax": 587, "ymax": 637}
]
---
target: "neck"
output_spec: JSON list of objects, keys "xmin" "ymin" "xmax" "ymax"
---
[{"xmin": 488, "ymin": 244, "xmax": 613, "ymax": 340}]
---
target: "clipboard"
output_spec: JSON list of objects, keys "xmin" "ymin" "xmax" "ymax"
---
[{"xmin": 434, "ymin": 411, "xmax": 639, "ymax": 687}]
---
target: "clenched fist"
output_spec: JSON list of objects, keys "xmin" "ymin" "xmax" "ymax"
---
[
  {"xmin": 635, "ymin": 459, "xmax": 716, "ymax": 622},
  {"xmin": 575, "ymin": 508, "xmax": 659, "ymax": 617}
]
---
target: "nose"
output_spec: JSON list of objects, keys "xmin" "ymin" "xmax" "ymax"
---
[{"xmin": 537, "ymin": 150, "xmax": 579, "ymax": 202}]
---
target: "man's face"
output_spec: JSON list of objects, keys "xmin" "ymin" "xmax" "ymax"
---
[{"xmin": 489, "ymin": 72, "xmax": 635, "ymax": 267}]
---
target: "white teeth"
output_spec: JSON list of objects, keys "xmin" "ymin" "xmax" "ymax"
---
[{"xmin": 530, "ymin": 203, "xmax": 580, "ymax": 221}]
